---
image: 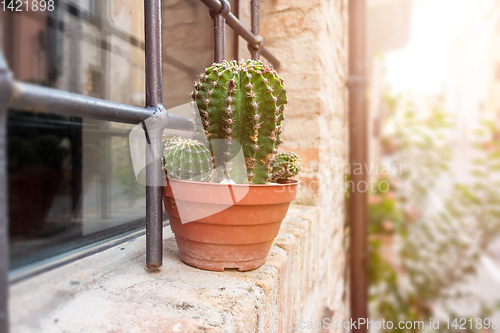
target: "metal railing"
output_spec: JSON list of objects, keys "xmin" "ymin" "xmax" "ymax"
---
[
  {"xmin": 0, "ymin": 0, "xmax": 280, "ymax": 329},
  {"xmin": 202, "ymin": 0, "xmax": 279, "ymax": 66}
]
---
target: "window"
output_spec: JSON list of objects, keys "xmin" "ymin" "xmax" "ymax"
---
[
  {"xmin": 0, "ymin": 0, "xmax": 279, "ymax": 328},
  {"xmin": 4, "ymin": 0, "xmax": 150, "ymax": 271}
]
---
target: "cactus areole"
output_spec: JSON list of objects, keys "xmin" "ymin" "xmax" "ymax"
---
[{"xmin": 192, "ymin": 60, "xmax": 287, "ymax": 184}]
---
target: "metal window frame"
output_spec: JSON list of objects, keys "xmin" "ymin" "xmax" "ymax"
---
[{"xmin": 0, "ymin": 0, "xmax": 279, "ymax": 329}]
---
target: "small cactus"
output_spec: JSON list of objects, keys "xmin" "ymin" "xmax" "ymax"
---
[
  {"xmin": 163, "ymin": 138, "xmax": 214, "ymax": 182},
  {"xmin": 270, "ymin": 152, "xmax": 302, "ymax": 182},
  {"xmin": 192, "ymin": 59, "xmax": 288, "ymax": 184},
  {"xmin": 162, "ymin": 133, "xmax": 182, "ymax": 148}
]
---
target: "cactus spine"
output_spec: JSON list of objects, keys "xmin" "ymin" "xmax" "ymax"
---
[
  {"xmin": 163, "ymin": 138, "xmax": 214, "ymax": 182},
  {"xmin": 270, "ymin": 152, "xmax": 302, "ymax": 182},
  {"xmin": 192, "ymin": 60, "xmax": 287, "ymax": 184}
]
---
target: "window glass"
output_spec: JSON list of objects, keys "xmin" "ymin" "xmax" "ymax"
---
[
  {"xmin": 8, "ymin": 114, "xmax": 145, "ymax": 269},
  {"xmin": 4, "ymin": 0, "xmax": 146, "ymax": 269}
]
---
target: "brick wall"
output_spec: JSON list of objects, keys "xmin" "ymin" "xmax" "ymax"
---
[{"xmin": 259, "ymin": 0, "xmax": 349, "ymax": 324}]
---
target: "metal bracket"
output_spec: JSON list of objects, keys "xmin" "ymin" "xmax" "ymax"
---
[
  {"xmin": 248, "ymin": 35, "xmax": 263, "ymax": 60},
  {"xmin": 209, "ymin": 0, "xmax": 230, "ymax": 19}
]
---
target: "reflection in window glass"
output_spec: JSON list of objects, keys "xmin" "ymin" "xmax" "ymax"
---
[{"xmin": 8, "ymin": 113, "xmax": 146, "ymax": 269}]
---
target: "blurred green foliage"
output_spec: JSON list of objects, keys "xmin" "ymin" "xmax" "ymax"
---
[{"xmin": 368, "ymin": 94, "xmax": 500, "ymax": 332}]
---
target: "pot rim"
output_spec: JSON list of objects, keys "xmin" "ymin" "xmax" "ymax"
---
[{"xmin": 165, "ymin": 178, "xmax": 299, "ymax": 188}]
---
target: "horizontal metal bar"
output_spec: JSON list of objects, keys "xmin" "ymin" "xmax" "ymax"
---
[
  {"xmin": 166, "ymin": 112, "xmax": 196, "ymax": 131},
  {"xmin": 200, "ymin": 0, "xmax": 280, "ymax": 68},
  {"xmin": 10, "ymin": 82, "xmax": 153, "ymax": 124},
  {"xmin": 8, "ymin": 82, "xmax": 194, "ymax": 131}
]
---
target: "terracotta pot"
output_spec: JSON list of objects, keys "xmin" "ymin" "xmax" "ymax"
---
[{"xmin": 163, "ymin": 178, "xmax": 298, "ymax": 271}]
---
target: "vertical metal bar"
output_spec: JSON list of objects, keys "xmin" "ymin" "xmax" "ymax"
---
[
  {"xmin": 144, "ymin": 0, "xmax": 164, "ymax": 269},
  {"xmin": 145, "ymin": 0, "xmax": 163, "ymax": 108},
  {"xmin": 209, "ymin": 0, "xmax": 230, "ymax": 176},
  {"xmin": 232, "ymin": 0, "xmax": 239, "ymax": 60},
  {"xmin": 348, "ymin": 0, "xmax": 368, "ymax": 331},
  {"xmin": 209, "ymin": 0, "xmax": 229, "ymax": 63},
  {"xmin": 0, "ymin": 52, "xmax": 12, "ymax": 333},
  {"xmin": 211, "ymin": 0, "xmax": 230, "ymax": 63},
  {"xmin": 214, "ymin": 14, "xmax": 225, "ymax": 62},
  {"xmin": 250, "ymin": 0, "xmax": 260, "ymax": 59}
]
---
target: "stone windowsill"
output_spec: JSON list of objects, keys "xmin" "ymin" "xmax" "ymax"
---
[{"xmin": 10, "ymin": 204, "xmax": 344, "ymax": 332}]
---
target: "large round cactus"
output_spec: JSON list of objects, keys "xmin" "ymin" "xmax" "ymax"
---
[
  {"xmin": 163, "ymin": 138, "xmax": 214, "ymax": 182},
  {"xmin": 192, "ymin": 59, "xmax": 288, "ymax": 184},
  {"xmin": 270, "ymin": 152, "xmax": 302, "ymax": 182}
]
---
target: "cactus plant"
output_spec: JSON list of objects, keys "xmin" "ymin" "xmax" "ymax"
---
[
  {"xmin": 270, "ymin": 152, "xmax": 302, "ymax": 182},
  {"xmin": 192, "ymin": 59, "xmax": 288, "ymax": 184},
  {"xmin": 163, "ymin": 138, "xmax": 214, "ymax": 182}
]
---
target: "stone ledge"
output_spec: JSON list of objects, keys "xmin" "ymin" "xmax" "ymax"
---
[{"xmin": 10, "ymin": 205, "xmax": 342, "ymax": 333}]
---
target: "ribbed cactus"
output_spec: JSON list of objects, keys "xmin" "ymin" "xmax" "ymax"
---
[
  {"xmin": 270, "ymin": 152, "xmax": 302, "ymax": 182},
  {"xmin": 192, "ymin": 59, "xmax": 287, "ymax": 184},
  {"xmin": 163, "ymin": 138, "xmax": 214, "ymax": 182}
]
